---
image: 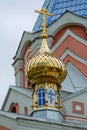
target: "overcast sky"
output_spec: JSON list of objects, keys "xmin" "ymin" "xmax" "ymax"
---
[{"xmin": 0, "ymin": 0, "xmax": 44, "ymax": 108}]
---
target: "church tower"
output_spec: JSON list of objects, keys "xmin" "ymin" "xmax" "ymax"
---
[{"xmin": 25, "ymin": 8, "xmax": 67, "ymax": 123}]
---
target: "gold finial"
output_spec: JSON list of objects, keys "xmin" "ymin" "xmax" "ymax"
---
[{"xmin": 35, "ymin": 7, "xmax": 53, "ymax": 38}]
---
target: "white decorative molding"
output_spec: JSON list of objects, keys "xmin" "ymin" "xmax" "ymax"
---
[
  {"xmin": 60, "ymin": 49, "xmax": 87, "ymax": 65},
  {"xmin": 52, "ymin": 29, "xmax": 87, "ymax": 52},
  {"xmin": 48, "ymin": 11, "xmax": 87, "ymax": 35}
]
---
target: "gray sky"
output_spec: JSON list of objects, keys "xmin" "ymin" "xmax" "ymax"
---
[{"xmin": 0, "ymin": 0, "xmax": 44, "ymax": 108}]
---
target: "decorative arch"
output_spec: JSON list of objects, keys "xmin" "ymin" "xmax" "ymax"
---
[
  {"xmin": 9, "ymin": 103, "xmax": 19, "ymax": 113},
  {"xmin": 51, "ymin": 24, "xmax": 87, "ymax": 76},
  {"xmin": 22, "ymin": 40, "xmax": 32, "ymax": 88},
  {"xmin": 53, "ymin": 25, "xmax": 87, "ymax": 45},
  {"xmin": 53, "ymin": 22, "xmax": 86, "ymax": 35},
  {"xmin": 15, "ymin": 40, "xmax": 32, "ymax": 88},
  {"xmin": 48, "ymin": 11, "xmax": 87, "ymax": 37},
  {"xmin": 20, "ymin": 40, "xmax": 31, "ymax": 59},
  {"xmin": 13, "ymin": 39, "xmax": 32, "ymax": 87}
]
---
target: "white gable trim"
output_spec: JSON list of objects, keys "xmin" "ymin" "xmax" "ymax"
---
[
  {"xmin": 63, "ymin": 88, "xmax": 87, "ymax": 101},
  {"xmin": 13, "ymin": 12, "xmax": 87, "ymax": 61},
  {"xmin": 51, "ymin": 29, "xmax": 87, "ymax": 52},
  {"xmin": 60, "ymin": 49, "xmax": 87, "ymax": 65}
]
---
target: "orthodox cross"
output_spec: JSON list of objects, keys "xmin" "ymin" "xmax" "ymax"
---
[
  {"xmin": 48, "ymin": 89, "xmax": 55, "ymax": 104},
  {"xmin": 35, "ymin": 7, "xmax": 53, "ymax": 37}
]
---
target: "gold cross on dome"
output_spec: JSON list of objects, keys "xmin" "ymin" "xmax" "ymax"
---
[{"xmin": 35, "ymin": 7, "xmax": 53, "ymax": 38}]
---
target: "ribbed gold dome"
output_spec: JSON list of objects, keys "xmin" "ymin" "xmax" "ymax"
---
[
  {"xmin": 25, "ymin": 8, "xmax": 67, "ymax": 85},
  {"xmin": 25, "ymin": 38, "xmax": 67, "ymax": 85}
]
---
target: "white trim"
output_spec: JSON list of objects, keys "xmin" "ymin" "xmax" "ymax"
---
[
  {"xmin": 14, "ymin": 12, "xmax": 87, "ymax": 60},
  {"xmin": 60, "ymin": 49, "xmax": 87, "ymax": 65},
  {"xmin": 51, "ymin": 29, "xmax": 87, "ymax": 65},
  {"xmin": 48, "ymin": 11, "xmax": 87, "ymax": 35},
  {"xmin": 51, "ymin": 29, "xmax": 87, "ymax": 52},
  {"xmin": 65, "ymin": 116, "xmax": 87, "ymax": 122}
]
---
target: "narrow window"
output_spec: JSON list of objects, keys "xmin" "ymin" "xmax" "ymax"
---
[
  {"xmin": 24, "ymin": 107, "xmax": 28, "ymax": 115},
  {"xmin": 9, "ymin": 103, "xmax": 19, "ymax": 113},
  {"xmin": 11, "ymin": 106, "xmax": 16, "ymax": 113},
  {"xmin": 38, "ymin": 88, "xmax": 45, "ymax": 106}
]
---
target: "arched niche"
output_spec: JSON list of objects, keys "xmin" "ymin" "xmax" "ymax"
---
[
  {"xmin": 19, "ymin": 40, "xmax": 31, "ymax": 59},
  {"xmin": 9, "ymin": 103, "xmax": 19, "ymax": 114},
  {"xmin": 13, "ymin": 40, "xmax": 32, "ymax": 88},
  {"xmin": 22, "ymin": 40, "xmax": 32, "ymax": 88}
]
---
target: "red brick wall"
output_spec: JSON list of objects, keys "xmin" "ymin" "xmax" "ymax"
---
[{"xmin": 0, "ymin": 126, "xmax": 10, "ymax": 130}]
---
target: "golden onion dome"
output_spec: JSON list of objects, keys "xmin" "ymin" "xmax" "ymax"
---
[
  {"xmin": 25, "ymin": 7, "xmax": 67, "ymax": 85},
  {"xmin": 25, "ymin": 38, "xmax": 67, "ymax": 85}
]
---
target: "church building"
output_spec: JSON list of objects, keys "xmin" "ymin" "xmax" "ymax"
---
[{"xmin": 0, "ymin": 0, "xmax": 87, "ymax": 130}]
